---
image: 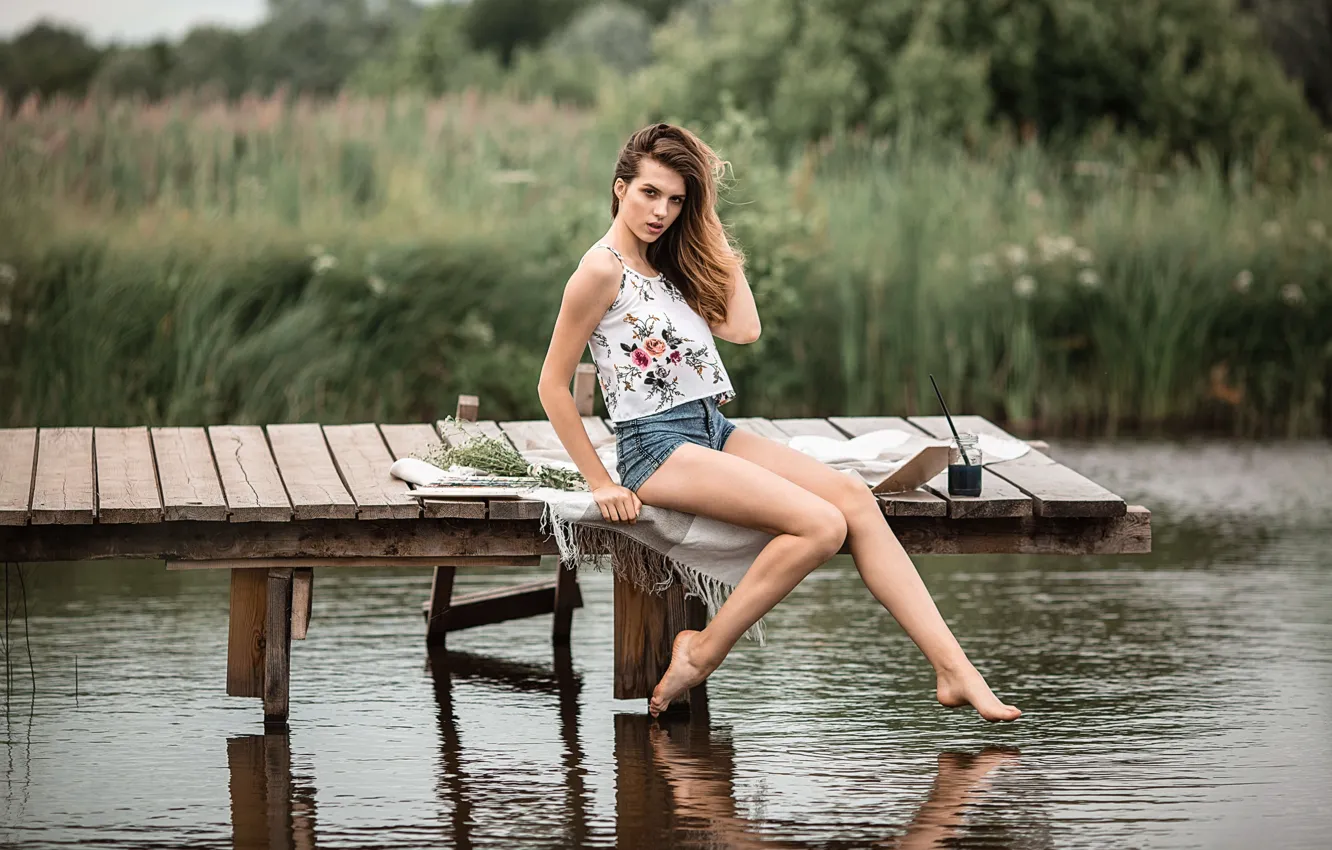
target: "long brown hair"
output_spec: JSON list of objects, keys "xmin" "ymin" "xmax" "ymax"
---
[{"xmin": 610, "ymin": 123, "xmax": 742, "ymax": 326}]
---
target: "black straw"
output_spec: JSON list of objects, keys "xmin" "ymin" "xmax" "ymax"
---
[{"xmin": 928, "ymin": 374, "xmax": 971, "ymax": 465}]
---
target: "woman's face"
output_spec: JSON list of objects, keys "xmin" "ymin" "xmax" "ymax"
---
[{"xmin": 615, "ymin": 158, "xmax": 686, "ymax": 243}]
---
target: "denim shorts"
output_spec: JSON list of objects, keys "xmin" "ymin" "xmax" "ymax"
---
[{"xmin": 614, "ymin": 396, "xmax": 738, "ymax": 493}]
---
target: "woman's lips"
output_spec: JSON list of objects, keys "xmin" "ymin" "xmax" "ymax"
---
[{"xmin": 646, "ymin": 222, "xmax": 663, "ymax": 234}]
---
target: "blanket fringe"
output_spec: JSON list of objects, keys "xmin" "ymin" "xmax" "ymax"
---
[{"xmin": 539, "ymin": 502, "xmax": 767, "ymax": 645}]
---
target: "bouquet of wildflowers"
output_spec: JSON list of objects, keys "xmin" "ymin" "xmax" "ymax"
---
[{"xmin": 416, "ymin": 416, "xmax": 588, "ymax": 491}]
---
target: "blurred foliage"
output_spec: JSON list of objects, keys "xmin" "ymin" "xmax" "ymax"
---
[
  {"xmin": 633, "ymin": 0, "xmax": 1322, "ymax": 167},
  {"xmin": 0, "ymin": 95, "xmax": 1328, "ymax": 435}
]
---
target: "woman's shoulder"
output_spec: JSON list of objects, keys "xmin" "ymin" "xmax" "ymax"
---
[{"xmin": 567, "ymin": 245, "xmax": 624, "ymax": 305}]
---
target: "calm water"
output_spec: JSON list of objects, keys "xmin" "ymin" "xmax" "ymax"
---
[{"xmin": 3, "ymin": 439, "xmax": 1331, "ymax": 849}]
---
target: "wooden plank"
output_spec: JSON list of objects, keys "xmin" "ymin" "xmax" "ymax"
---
[
  {"xmin": 31, "ymin": 427, "xmax": 95, "ymax": 525},
  {"xmin": 323, "ymin": 424, "xmax": 419, "ymax": 520},
  {"xmin": 775, "ymin": 419, "xmax": 1029, "ymax": 517},
  {"xmin": 825, "ymin": 418, "xmax": 1032, "ymax": 519},
  {"xmin": 886, "ymin": 505, "xmax": 1151, "ymax": 555},
  {"xmin": 908, "ymin": 416, "xmax": 1126, "ymax": 518},
  {"xmin": 2, "ymin": 517, "xmax": 561, "ymax": 562},
  {"xmin": 794, "ymin": 417, "xmax": 949, "ymax": 518},
  {"xmin": 151, "ymin": 428, "xmax": 229, "ymax": 521},
  {"xmin": 728, "ymin": 417, "xmax": 790, "ymax": 441},
  {"xmin": 291, "ymin": 568, "xmax": 313, "ymax": 640},
  {"xmin": 0, "ymin": 429, "xmax": 37, "ymax": 526},
  {"xmin": 266, "ymin": 424, "xmax": 356, "ymax": 521},
  {"xmin": 1, "ymin": 510, "xmax": 1150, "ymax": 561},
  {"xmin": 209, "ymin": 426, "xmax": 292, "ymax": 522},
  {"xmin": 168, "ymin": 555, "xmax": 543, "ymax": 571},
  {"xmin": 440, "ymin": 577, "xmax": 583, "ymax": 632},
  {"xmin": 227, "ymin": 568, "xmax": 268, "ymax": 698},
  {"xmin": 94, "ymin": 427, "xmax": 164, "ymax": 524},
  {"xmin": 264, "ymin": 568, "xmax": 293, "ymax": 724},
  {"xmin": 438, "ymin": 418, "xmax": 506, "ymax": 448},
  {"xmin": 378, "ymin": 424, "xmax": 487, "ymax": 520}
]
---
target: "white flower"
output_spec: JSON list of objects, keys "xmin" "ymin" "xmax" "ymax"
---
[
  {"xmin": 1073, "ymin": 246, "xmax": 1094, "ymax": 265},
  {"xmin": 1261, "ymin": 220, "xmax": 1281, "ymax": 239},
  {"xmin": 1035, "ymin": 234, "xmax": 1058, "ymax": 262},
  {"xmin": 0, "ymin": 263, "xmax": 15, "ymax": 286},
  {"xmin": 1003, "ymin": 244, "xmax": 1029, "ymax": 266},
  {"xmin": 1280, "ymin": 283, "xmax": 1305, "ymax": 305},
  {"xmin": 366, "ymin": 275, "xmax": 387, "ymax": 296},
  {"xmin": 1013, "ymin": 275, "xmax": 1037, "ymax": 299},
  {"xmin": 1309, "ymin": 220, "xmax": 1326, "ymax": 241},
  {"xmin": 312, "ymin": 254, "xmax": 338, "ymax": 275},
  {"xmin": 1233, "ymin": 270, "xmax": 1253, "ymax": 293},
  {"xmin": 1077, "ymin": 268, "xmax": 1101, "ymax": 289}
]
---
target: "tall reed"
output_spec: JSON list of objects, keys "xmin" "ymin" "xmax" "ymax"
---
[{"xmin": 1, "ymin": 94, "xmax": 1327, "ymax": 435}]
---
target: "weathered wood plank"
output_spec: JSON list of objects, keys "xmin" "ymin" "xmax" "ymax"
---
[
  {"xmin": 908, "ymin": 415, "xmax": 1126, "ymax": 518},
  {"xmin": 168, "ymin": 555, "xmax": 543, "ymax": 571},
  {"xmin": 437, "ymin": 577, "xmax": 583, "ymax": 633},
  {"xmin": 2, "ymin": 518, "xmax": 561, "ymax": 562},
  {"xmin": 209, "ymin": 426, "xmax": 292, "ymax": 523},
  {"xmin": 795, "ymin": 417, "xmax": 950, "ymax": 518},
  {"xmin": 151, "ymin": 428, "xmax": 229, "ymax": 521},
  {"xmin": 498, "ymin": 418, "xmax": 610, "ymax": 451},
  {"xmin": 264, "ymin": 568, "xmax": 293, "ymax": 724},
  {"xmin": 437, "ymin": 418, "xmax": 507, "ymax": 448},
  {"xmin": 845, "ymin": 418, "xmax": 1034, "ymax": 519},
  {"xmin": 378, "ymin": 424, "xmax": 487, "ymax": 520},
  {"xmin": 323, "ymin": 424, "xmax": 419, "ymax": 520},
  {"xmin": 0, "ymin": 429, "xmax": 37, "ymax": 526},
  {"xmin": 267, "ymin": 424, "xmax": 356, "ymax": 521},
  {"xmin": 728, "ymin": 417, "xmax": 790, "ymax": 441},
  {"xmin": 227, "ymin": 568, "xmax": 268, "ymax": 698},
  {"xmin": 0, "ymin": 509, "xmax": 1151, "ymax": 561},
  {"xmin": 31, "ymin": 427, "xmax": 95, "ymax": 525},
  {"xmin": 291, "ymin": 568, "xmax": 313, "ymax": 640},
  {"xmin": 94, "ymin": 427, "xmax": 164, "ymax": 524}
]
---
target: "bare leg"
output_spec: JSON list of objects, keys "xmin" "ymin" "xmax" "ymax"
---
[
  {"xmin": 721, "ymin": 429, "xmax": 1021, "ymax": 722},
  {"xmin": 633, "ymin": 443, "xmax": 848, "ymax": 716}
]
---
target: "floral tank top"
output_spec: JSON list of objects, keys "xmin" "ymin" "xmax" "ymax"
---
[{"xmin": 584, "ymin": 243, "xmax": 736, "ymax": 422}]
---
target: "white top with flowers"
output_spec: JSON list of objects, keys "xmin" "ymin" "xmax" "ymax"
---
[{"xmin": 584, "ymin": 243, "xmax": 736, "ymax": 423}]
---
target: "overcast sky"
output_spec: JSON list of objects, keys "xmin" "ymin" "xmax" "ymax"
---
[{"xmin": 0, "ymin": 1, "xmax": 269, "ymax": 43}]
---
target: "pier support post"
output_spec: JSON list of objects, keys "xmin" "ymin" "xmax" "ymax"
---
[
  {"xmin": 613, "ymin": 565, "xmax": 707, "ymax": 714},
  {"xmin": 264, "ymin": 568, "xmax": 294, "ymax": 727}
]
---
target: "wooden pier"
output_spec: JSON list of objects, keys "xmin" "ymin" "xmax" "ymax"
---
[{"xmin": 0, "ymin": 366, "xmax": 1149, "ymax": 724}]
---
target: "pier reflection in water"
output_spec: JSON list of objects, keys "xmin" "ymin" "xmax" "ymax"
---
[{"xmin": 224, "ymin": 645, "xmax": 1025, "ymax": 850}]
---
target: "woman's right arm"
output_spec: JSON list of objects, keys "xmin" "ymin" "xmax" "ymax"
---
[{"xmin": 536, "ymin": 251, "xmax": 642, "ymax": 522}]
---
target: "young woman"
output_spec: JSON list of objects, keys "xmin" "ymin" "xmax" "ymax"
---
[{"xmin": 537, "ymin": 123, "xmax": 1020, "ymax": 722}]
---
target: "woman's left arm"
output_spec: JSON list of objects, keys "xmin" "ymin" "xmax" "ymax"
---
[{"xmin": 709, "ymin": 260, "xmax": 762, "ymax": 344}]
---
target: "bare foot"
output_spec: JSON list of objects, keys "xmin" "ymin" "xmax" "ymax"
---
[
  {"xmin": 649, "ymin": 630, "xmax": 712, "ymax": 717},
  {"xmin": 936, "ymin": 665, "xmax": 1022, "ymax": 722}
]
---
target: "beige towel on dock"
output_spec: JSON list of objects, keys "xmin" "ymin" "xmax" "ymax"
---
[{"xmin": 395, "ymin": 428, "xmax": 1029, "ymax": 644}]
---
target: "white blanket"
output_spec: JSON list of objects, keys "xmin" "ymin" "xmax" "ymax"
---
[{"xmin": 391, "ymin": 428, "xmax": 1028, "ymax": 643}]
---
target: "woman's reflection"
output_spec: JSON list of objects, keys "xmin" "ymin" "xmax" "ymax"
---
[{"xmin": 617, "ymin": 712, "xmax": 1020, "ymax": 849}]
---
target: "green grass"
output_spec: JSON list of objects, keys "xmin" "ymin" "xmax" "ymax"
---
[{"xmin": 0, "ymin": 93, "xmax": 1327, "ymax": 435}]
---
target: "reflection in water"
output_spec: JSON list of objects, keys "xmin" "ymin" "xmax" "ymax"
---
[
  {"xmin": 426, "ymin": 645, "xmax": 591, "ymax": 849},
  {"xmin": 226, "ymin": 733, "xmax": 317, "ymax": 850},
  {"xmin": 617, "ymin": 713, "xmax": 1022, "ymax": 850},
  {"xmin": 7, "ymin": 441, "xmax": 1332, "ymax": 847}
]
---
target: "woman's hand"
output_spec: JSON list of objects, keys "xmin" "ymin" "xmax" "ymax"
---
[{"xmin": 591, "ymin": 483, "xmax": 642, "ymax": 523}]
